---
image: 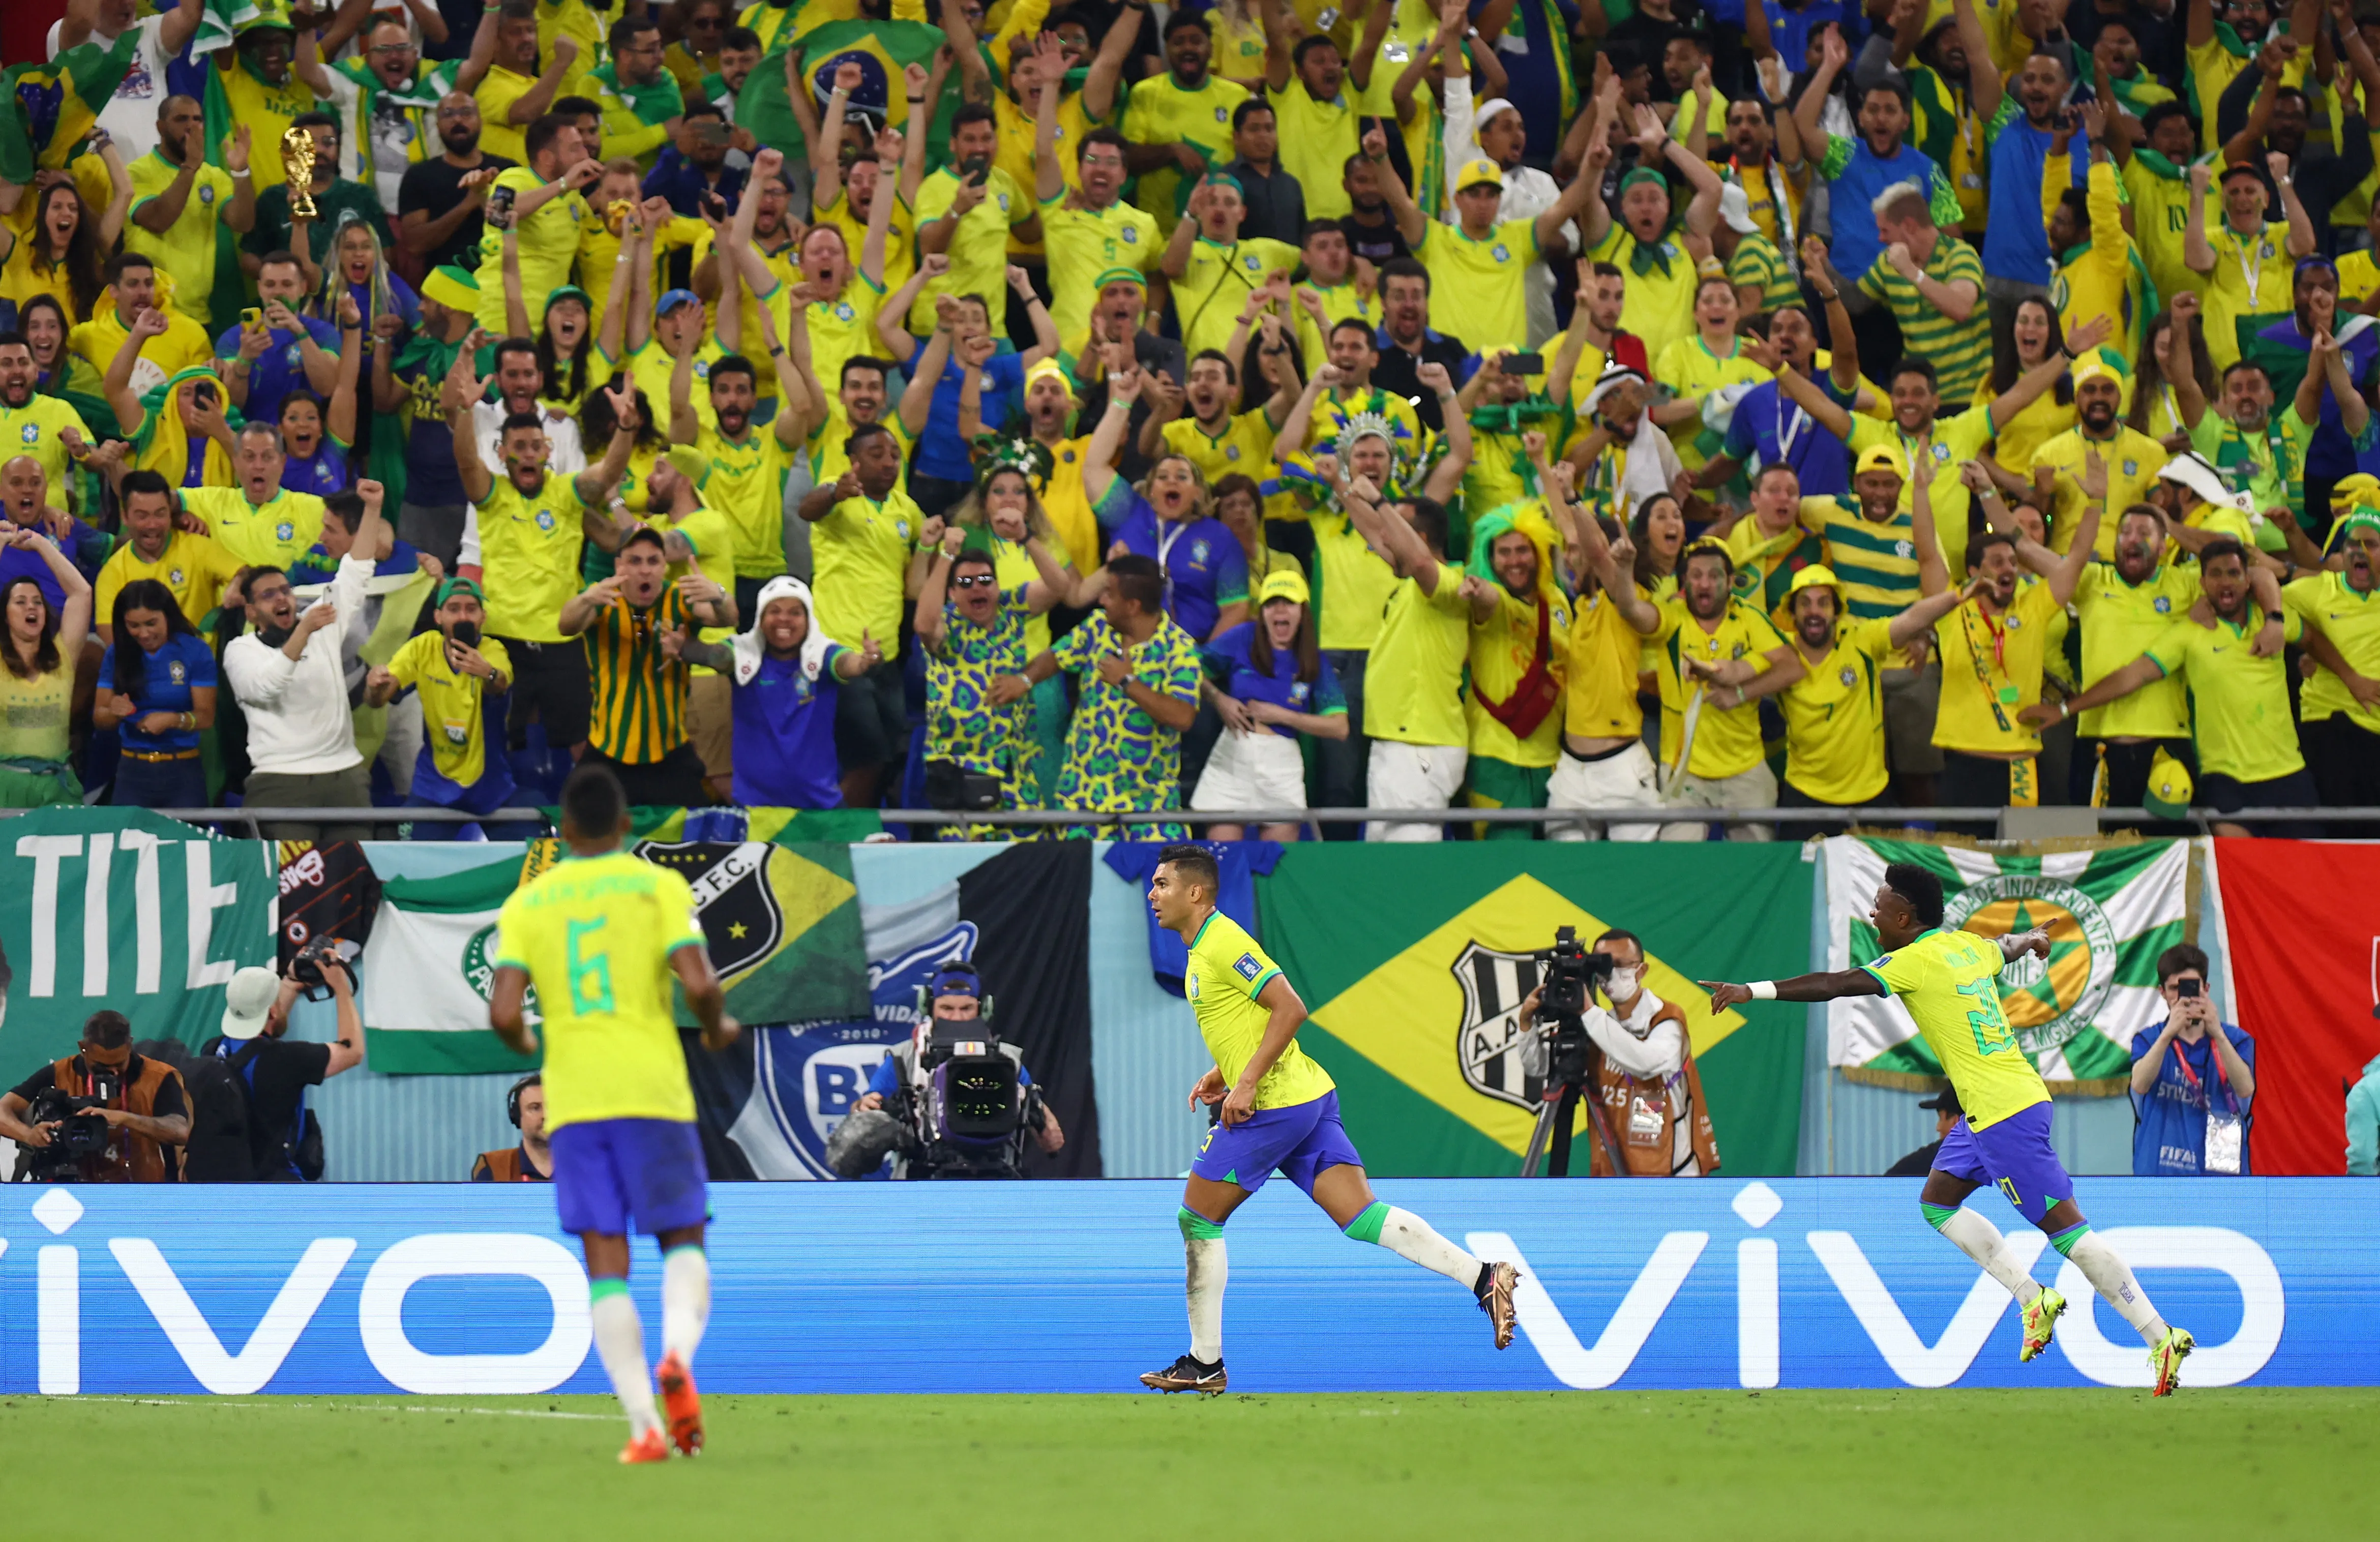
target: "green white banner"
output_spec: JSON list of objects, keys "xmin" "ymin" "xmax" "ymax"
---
[
  {"xmin": 1821, "ymin": 836, "xmax": 2188, "ymax": 1090},
  {"xmin": 0, "ymin": 806, "xmax": 278, "ymax": 1067},
  {"xmin": 360, "ymin": 859, "xmax": 538, "ymax": 1075}
]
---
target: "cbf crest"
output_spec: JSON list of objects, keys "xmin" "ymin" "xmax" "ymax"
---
[
  {"xmin": 634, "ymin": 839, "xmax": 787, "ymax": 979},
  {"xmin": 1452, "ymin": 940, "xmax": 1546, "ymax": 1110}
]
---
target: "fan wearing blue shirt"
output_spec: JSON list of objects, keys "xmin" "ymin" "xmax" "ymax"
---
[
  {"xmin": 669, "ymin": 575, "xmax": 885, "ymax": 809},
  {"xmin": 1193, "ymin": 568, "xmax": 1347, "ymax": 841},
  {"xmin": 1085, "ymin": 382, "xmax": 1251, "ymax": 643},
  {"xmin": 217, "ymin": 256, "xmax": 341, "ymax": 429},
  {"xmin": 93, "ymin": 578, "xmax": 218, "ymax": 810},
  {"xmin": 2128, "ymin": 945, "xmax": 2257, "ymax": 1176},
  {"xmin": 277, "ymin": 389, "xmax": 354, "ymax": 498},
  {"xmin": 885, "ymin": 280, "xmax": 1060, "ymax": 516}
]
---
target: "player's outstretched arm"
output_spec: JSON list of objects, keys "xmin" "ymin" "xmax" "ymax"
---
[
  {"xmin": 489, "ymin": 965, "xmax": 539, "ymax": 1056},
  {"xmin": 1702, "ymin": 970, "xmax": 1885, "ymax": 1008},
  {"xmin": 1996, "ymin": 929, "xmax": 2051, "ymax": 964},
  {"xmin": 672, "ymin": 941, "xmax": 742, "ymax": 1051}
]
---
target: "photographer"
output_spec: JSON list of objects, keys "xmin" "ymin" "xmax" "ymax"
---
[
  {"xmin": 190, "ymin": 948, "xmax": 364, "ymax": 1183},
  {"xmin": 0, "ymin": 1012, "xmax": 189, "ymax": 1183},
  {"xmin": 471, "ymin": 1073, "xmax": 552, "ymax": 1181},
  {"xmin": 848, "ymin": 962, "xmax": 1064, "ymax": 1177},
  {"xmin": 2129, "ymin": 945, "xmax": 2256, "ymax": 1177},
  {"xmin": 1517, "ymin": 928, "xmax": 1719, "ymax": 1178}
]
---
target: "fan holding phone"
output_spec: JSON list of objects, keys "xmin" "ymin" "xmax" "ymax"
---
[{"xmin": 2126, "ymin": 943, "xmax": 2257, "ymax": 1176}]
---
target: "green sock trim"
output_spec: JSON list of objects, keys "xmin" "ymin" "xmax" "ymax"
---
[
  {"xmin": 1921, "ymin": 1203, "xmax": 1960, "ymax": 1232},
  {"xmin": 1342, "ymin": 1200, "xmax": 1391, "ymax": 1244},
  {"xmin": 587, "ymin": 1277, "xmax": 630, "ymax": 1303},
  {"xmin": 2049, "ymin": 1222, "xmax": 2091, "ymax": 1257},
  {"xmin": 1177, "ymin": 1205, "xmax": 1225, "ymax": 1241},
  {"xmin": 662, "ymin": 1243, "xmax": 705, "ymax": 1260}
]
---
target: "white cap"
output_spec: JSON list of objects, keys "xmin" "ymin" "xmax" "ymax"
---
[
  {"xmin": 1475, "ymin": 97, "xmax": 1521, "ymax": 133},
  {"xmin": 221, "ymin": 965, "xmax": 281, "ymax": 1040},
  {"xmin": 1719, "ymin": 181, "xmax": 1759, "ymax": 235},
  {"xmin": 2155, "ymin": 451, "xmax": 2254, "ymax": 514}
]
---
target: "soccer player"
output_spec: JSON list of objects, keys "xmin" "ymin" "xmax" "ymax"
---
[
  {"xmin": 1701, "ymin": 862, "xmax": 2196, "ymax": 1395},
  {"xmin": 488, "ymin": 765, "xmax": 742, "ymax": 1462},
  {"xmin": 1139, "ymin": 844, "xmax": 1519, "ymax": 1394}
]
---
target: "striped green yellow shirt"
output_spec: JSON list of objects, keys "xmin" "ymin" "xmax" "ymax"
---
[
  {"xmin": 1795, "ymin": 495, "xmax": 1922, "ymax": 668},
  {"xmin": 586, "ymin": 586, "xmax": 698, "ymax": 766},
  {"xmin": 1858, "ymin": 234, "xmax": 1992, "ymax": 404},
  {"xmin": 1727, "ymin": 229, "xmax": 1794, "ymax": 315}
]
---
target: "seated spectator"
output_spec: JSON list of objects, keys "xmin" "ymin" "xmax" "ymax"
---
[
  {"xmin": 472, "ymin": 1073, "xmax": 552, "ymax": 1181},
  {"xmin": 94, "ymin": 577, "xmax": 217, "ymax": 810},
  {"xmin": 670, "ymin": 576, "xmax": 880, "ymax": 811},
  {"xmin": 1193, "ymin": 568, "xmax": 1347, "ymax": 841},
  {"xmin": 0, "ymin": 1010, "xmax": 188, "ymax": 1183},
  {"xmin": 0, "ymin": 526, "xmax": 94, "ymax": 808},
  {"xmin": 366, "ymin": 578, "xmax": 522, "ymax": 839},
  {"xmin": 1024, "ymin": 549, "xmax": 1201, "ymax": 839},
  {"xmin": 2128, "ymin": 944, "xmax": 2256, "ymax": 1175}
]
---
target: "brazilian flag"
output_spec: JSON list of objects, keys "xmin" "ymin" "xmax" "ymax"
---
[
  {"xmin": 1257, "ymin": 843, "xmax": 1812, "ymax": 1176},
  {"xmin": 0, "ymin": 31, "xmax": 141, "ymax": 183},
  {"xmin": 735, "ymin": 15, "xmax": 947, "ymax": 169}
]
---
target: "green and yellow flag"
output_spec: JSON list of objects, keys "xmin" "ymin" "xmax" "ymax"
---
[
  {"xmin": 0, "ymin": 31, "xmax": 142, "ymax": 183},
  {"xmin": 1257, "ymin": 844, "xmax": 1812, "ymax": 1176},
  {"xmin": 734, "ymin": 16, "xmax": 947, "ymax": 169}
]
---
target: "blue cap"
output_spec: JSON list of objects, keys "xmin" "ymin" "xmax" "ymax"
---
[
  {"xmin": 656, "ymin": 288, "xmax": 702, "ymax": 317},
  {"xmin": 927, "ymin": 963, "xmax": 983, "ymax": 1000}
]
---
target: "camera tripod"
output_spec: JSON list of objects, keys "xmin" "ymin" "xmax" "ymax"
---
[{"xmin": 1519, "ymin": 1018, "xmax": 1629, "ymax": 1178}]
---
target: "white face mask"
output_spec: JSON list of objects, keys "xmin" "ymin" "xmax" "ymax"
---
[{"xmin": 1606, "ymin": 964, "xmax": 1643, "ymax": 999}]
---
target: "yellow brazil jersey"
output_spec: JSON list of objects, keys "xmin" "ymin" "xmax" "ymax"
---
[
  {"xmin": 1163, "ymin": 409, "xmax": 1275, "ymax": 486},
  {"xmin": 473, "ymin": 65, "xmax": 540, "ymax": 163},
  {"xmin": 1467, "ymin": 588, "xmax": 1570, "ymax": 768},
  {"xmin": 1421, "ymin": 219, "xmax": 1541, "ymax": 355},
  {"xmin": 681, "ymin": 230, "xmax": 798, "ymax": 395},
  {"xmin": 71, "ymin": 306, "xmax": 212, "ymax": 397},
  {"xmin": 992, "ymin": 88, "xmax": 1101, "ymax": 259},
  {"xmin": 2287, "ymin": 571, "xmax": 2380, "ymax": 735},
  {"xmin": 1794, "ymin": 494, "xmax": 1920, "ymax": 666},
  {"xmin": 1650, "ymin": 334, "xmax": 1770, "ymax": 472},
  {"xmin": 2147, "ymin": 604, "xmax": 2307, "ymax": 781},
  {"xmin": 1979, "ymin": 381, "xmax": 2074, "ymax": 483},
  {"xmin": 475, "ymin": 473, "xmax": 590, "ymax": 644},
  {"xmin": 988, "ymin": 532, "xmax": 1068, "ymax": 655},
  {"xmin": 184, "ymin": 487, "xmax": 326, "ymax": 569},
  {"xmin": 125, "ymin": 151, "xmax": 236, "ymax": 320},
  {"xmin": 96, "ymin": 530, "xmax": 244, "ymax": 632},
  {"xmin": 2071, "ymin": 562, "xmax": 2200, "ymax": 739},
  {"xmin": 1461, "ymin": 433, "xmax": 1537, "ymax": 514},
  {"xmin": 1266, "ymin": 80, "xmax": 1357, "ymax": 220},
  {"xmin": 1120, "ymin": 73, "xmax": 1248, "ymax": 233},
  {"xmin": 1930, "ymin": 579, "xmax": 2063, "ymax": 755},
  {"xmin": 491, "ymin": 847, "xmax": 709, "ymax": 1131},
  {"xmin": 2121, "ymin": 157, "xmax": 2201, "ymax": 316},
  {"xmin": 1042, "ymin": 195, "xmax": 1159, "ymax": 355},
  {"xmin": 1846, "ymin": 403, "xmax": 1997, "ymax": 578},
  {"xmin": 1561, "ymin": 585, "xmax": 1649, "ymax": 741},
  {"xmin": 580, "ymin": 215, "xmax": 702, "ymax": 340},
  {"xmin": 809, "ymin": 407, "xmax": 914, "ymax": 491},
  {"xmin": 534, "ymin": 0, "xmax": 603, "ymax": 96},
  {"xmin": 217, "ymin": 64, "xmax": 314, "ymax": 192},
  {"xmin": 1035, "ymin": 436, "xmax": 1096, "ymax": 581},
  {"xmin": 909, "ymin": 164, "xmax": 1033, "ymax": 332},
  {"xmin": 1184, "ymin": 908, "xmax": 1334, "ymax": 1109},
  {"xmin": 1292, "ymin": 280, "xmax": 1377, "ymax": 372},
  {"xmin": 1722, "ymin": 510, "xmax": 1825, "ymax": 624},
  {"xmin": 1861, "ymin": 926, "xmax": 2048, "ymax": 1131},
  {"xmin": 794, "ymin": 278, "xmax": 888, "ymax": 410},
  {"xmin": 1585, "ymin": 224, "xmax": 1696, "ymax": 362},
  {"xmin": 2199, "ymin": 219, "xmax": 2295, "ymax": 372},
  {"xmin": 621, "ymin": 339, "xmax": 726, "ymax": 438},
  {"xmin": 1364, "ymin": 561, "xmax": 1472, "ymax": 747},
  {"xmin": 819, "ymin": 188, "xmax": 915, "ymax": 304},
  {"xmin": 1779, "ymin": 616, "xmax": 1895, "ymax": 805},
  {"xmin": 474, "ymin": 169, "xmax": 593, "ymax": 336},
  {"xmin": 387, "ymin": 629, "xmax": 514, "ymax": 789},
  {"xmin": 812, "ymin": 486, "xmax": 924, "ymax": 652},
  {"xmin": 587, "ymin": 586, "xmax": 699, "ymax": 764},
  {"xmin": 1304, "ymin": 505, "xmax": 1400, "ymax": 651},
  {"xmin": 2338, "ymin": 247, "xmax": 2380, "ymax": 309},
  {"xmin": 1648, "ymin": 594, "xmax": 1785, "ymax": 779},
  {"xmin": 1175, "ymin": 236, "xmax": 1300, "ymax": 361},
  {"xmin": 697, "ymin": 426, "xmax": 798, "ymax": 580},
  {"xmin": 2032, "ymin": 426, "xmax": 2167, "ymax": 558},
  {"xmin": 0, "ymin": 396, "xmax": 87, "ymax": 502}
]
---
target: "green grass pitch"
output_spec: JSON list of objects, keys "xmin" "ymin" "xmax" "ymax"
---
[{"xmin": 10, "ymin": 1387, "xmax": 2376, "ymax": 1538}]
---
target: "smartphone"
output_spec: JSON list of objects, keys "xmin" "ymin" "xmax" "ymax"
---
[
  {"xmin": 700, "ymin": 191, "xmax": 729, "ymax": 222},
  {"xmin": 193, "ymin": 381, "xmax": 217, "ymax": 409},
  {"xmin": 485, "ymin": 184, "xmax": 515, "ymax": 227},
  {"xmin": 1502, "ymin": 351, "xmax": 1545, "ymax": 375},
  {"xmin": 2177, "ymin": 978, "xmax": 2202, "ymax": 998},
  {"xmin": 450, "ymin": 619, "xmax": 481, "ymax": 649},
  {"xmin": 961, "ymin": 154, "xmax": 991, "ymax": 186},
  {"xmin": 695, "ymin": 119, "xmax": 730, "ymax": 146},
  {"xmin": 241, "ymin": 306, "xmax": 262, "ymax": 328}
]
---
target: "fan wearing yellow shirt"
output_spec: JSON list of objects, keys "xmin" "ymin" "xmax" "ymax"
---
[
  {"xmin": 2285, "ymin": 511, "xmax": 2380, "ymax": 809},
  {"xmin": 182, "ymin": 425, "xmax": 332, "ymax": 570},
  {"xmin": 213, "ymin": 17, "xmax": 317, "ymax": 191},
  {"xmin": 1376, "ymin": 137, "xmax": 1598, "ymax": 360},
  {"xmin": 1147, "ymin": 345, "xmax": 1294, "ymax": 486},
  {"xmin": 2030, "ymin": 538, "xmax": 2316, "ymax": 836},
  {"xmin": 2183, "ymin": 158, "xmax": 2314, "ymax": 372},
  {"xmin": 911, "ymin": 104, "xmax": 1043, "ymax": 332},
  {"xmin": 96, "ymin": 473, "xmax": 246, "ymax": 639},
  {"xmin": 1161, "ymin": 174, "xmax": 1302, "ymax": 363},
  {"xmin": 1462, "ymin": 502, "xmax": 1571, "ymax": 837},
  {"xmin": 1122, "ymin": 13, "xmax": 1251, "ymax": 233},
  {"xmin": 472, "ymin": 119, "xmax": 602, "ymax": 337},
  {"xmin": 1257, "ymin": 8, "xmax": 1360, "ymax": 219},
  {"xmin": 1735, "ymin": 564, "xmax": 1969, "ymax": 836},
  {"xmin": 1643, "ymin": 539, "xmax": 1804, "ymax": 841},
  {"xmin": 1540, "ymin": 482, "xmax": 1664, "ymax": 840},
  {"xmin": 2029, "ymin": 359, "xmax": 2170, "ymax": 558},
  {"xmin": 364, "ymin": 579, "xmax": 520, "ymax": 830},
  {"xmin": 954, "ymin": 9, "xmax": 1137, "ymax": 263},
  {"xmin": 0, "ymin": 341, "xmax": 93, "ymax": 506},
  {"xmin": 1649, "ymin": 277, "xmax": 1773, "ymax": 473},
  {"xmin": 1038, "ymin": 97, "xmax": 1160, "ymax": 358},
  {"xmin": 742, "ymin": 147, "xmax": 894, "ymax": 418},
  {"xmin": 472, "ymin": 9, "xmax": 582, "ymax": 165},
  {"xmin": 126, "ymin": 103, "xmax": 257, "ymax": 324},
  {"xmin": 71, "ymin": 254, "xmax": 213, "ymax": 401}
]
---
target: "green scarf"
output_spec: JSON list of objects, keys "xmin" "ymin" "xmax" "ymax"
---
[{"xmin": 590, "ymin": 60, "xmax": 686, "ymax": 123}]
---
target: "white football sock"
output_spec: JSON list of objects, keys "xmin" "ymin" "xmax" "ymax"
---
[
  {"xmin": 1183, "ymin": 1230, "xmax": 1227, "ymax": 1365},
  {"xmin": 2066, "ymin": 1231, "xmax": 2168, "ymax": 1346},
  {"xmin": 662, "ymin": 1245, "xmax": 710, "ymax": 1365},
  {"xmin": 1368, "ymin": 1205, "xmax": 1484, "ymax": 1288},
  {"xmin": 1938, "ymin": 1209, "xmax": 2042, "ymax": 1305},
  {"xmin": 590, "ymin": 1286, "xmax": 661, "ymax": 1437}
]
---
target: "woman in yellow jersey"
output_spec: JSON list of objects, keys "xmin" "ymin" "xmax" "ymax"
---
[
  {"xmin": 1650, "ymin": 275, "xmax": 1771, "ymax": 472},
  {"xmin": 1981, "ymin": 297, "xmax": 2076, "ymax": 483},
  {"xmin": 0, "ymin": 527, "xmax": 94, "ymax": 807},
  {"xmin": 0, "ymin": 161, "xmax": 128, "ymax": 324},
  {"xmin": 2129, "ymin": 307, "xmax": 2214, "ymax": 449}
]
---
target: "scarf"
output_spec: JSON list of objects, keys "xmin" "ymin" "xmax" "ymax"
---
[
  {"xmin": 732, "ymin": 576, "xmax": 836, "ymax": 685},
  {"xmin": 132, "ymin": 367, "xmax": 240, "ymax": 486}
]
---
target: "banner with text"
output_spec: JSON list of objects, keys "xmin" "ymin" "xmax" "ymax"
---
[{"xmin": 0, "ymin": 806, "xmax": 278, "ymax": 1068}]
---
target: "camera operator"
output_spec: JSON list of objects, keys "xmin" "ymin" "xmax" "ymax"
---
[
  {"xmin": 192, "ymin": 946, "xmax": 364, "ymax": 1182},
  {"xmin": 1517, "ymin": 929, "xmax": 1719, "ymax": 1178},
  {"xmin": 0, "ymin": 1011, "xmax": 189, "ymax": 1182},
  {"xmin": 849, "ymin": 962, "xmax": 1063, "ymax": 1176},
  {"xmin": 2129, "ymin": 945, "xmax": 2256, "ymax": 1176},
  {"xmin": 471, "ymin": 1074, "xmax": 553, "ymax": 1181}
]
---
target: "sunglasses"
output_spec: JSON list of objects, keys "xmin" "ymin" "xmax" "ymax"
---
[{"xmin": 953, "ymin": 574, "xmax": 997, "ymax": 589}]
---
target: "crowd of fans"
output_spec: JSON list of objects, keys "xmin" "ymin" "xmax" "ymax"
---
[{"xmin": 6, "ymin": 0, "xmax": 2380, "ymax": 841}]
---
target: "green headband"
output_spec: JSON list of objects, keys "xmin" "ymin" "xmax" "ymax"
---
[
  {"xmin": 2344, "ymin": 507, "xmax": 2380, "ymax": 540},
  {"xmin": 1619, "ymin": 167, "xmax": 1668, "ymax": 195}
]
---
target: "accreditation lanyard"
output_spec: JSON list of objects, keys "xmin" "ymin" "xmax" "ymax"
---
[
  {"xmin": 1774, "ymin": 381, "xmax": 1808, "ymax": 462},
  {"xmin": 2230, "ymin": 226, "xmax": 2267, "ymax": 311},
  {"xmin": 2170, "ymin": 1034, "xmax": 2233, "ymax": 1110},
  {"xmin": 1151, "ymin": 515, "xmax": 1189, "ymax": 608}
]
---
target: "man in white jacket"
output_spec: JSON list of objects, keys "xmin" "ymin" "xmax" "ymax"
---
[
  {"xmin": 223, "ymin": 478, "xmax": 387, "ymax": 841},
  {"xmin": 1442, "ymin": 82, "xmax": 1575, "ymax": 347}
]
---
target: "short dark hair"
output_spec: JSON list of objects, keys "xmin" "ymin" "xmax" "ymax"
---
[
  {"xmin": 323, "ymin": 490, "xmax": 364, "ymax": 534},
  {"xmin": 289, "ymin": 110, "xmax": 338, "ymax": 136},
  {"xmin": 106, "ymin": 251, "xmax": 155, "ymax": 285},
  {"xmin": 1967, "ymin": 530, "xmax": 2017, "ymax": 569},
  {"xmin": 1292, "ymin": 33, "xmax": 1338, "ymax": 67},
  {"xmin": 682, "ymin": 99, "xmax": 726, "ymax": 124},
  {"xmin": 608, "ymin": 14, "xmax": 659, "ymax": 55},
  {"xmin": 1108, "ymin": 552, "xmax": 1165, "ymax": 612},
  {"xmin": 1891, "ymin": 356, "xmax": 1939, "ymax": 391},
  {"xmin": 1188, "ymin": 347, "xmax": 1237, "ymax": 384},
  {"xmin": 500, "ymin": 410, "xmax": 544, "ymax": 438},
  {"xmin": 524, "ymin": 112, "xmax": 577, "ymax": 161},
  {"xmin": 1157, "ymin": 841, "xmax": 1220, "ymax": 897},
  {"xmin": 120, "ymin": 469, "xmax": 173, "ymax": 504},
  {"xmin": 0, "ymin": 330, "xmax": 28, "ymax": 356},
  {"xmin": 493, "ymin": 335, "xmax": 539, "ymax": 371},
  {"xmin": 950, "ymin": 548, "xmax": 999, "ymax": 583},
  {"xmin": 841, "ymin": 355, "xmax": 889, "ymax": 387},
  {"xmin": 1593, "ymin": 927, "xmax": 1642, "ymax": 956},
  {"xmin": 2157, "ymin": 943, "xmax": 2211, "ymax": 983},
  {"xmin": 710, "ymin": 352, "xmax": 757, "ymax": 390},
  {"xmin": 1163, "ymin": 8, "xmax": 1211, "ymax": 40},
  {"xmin": 1231, "ymin": 98, "xmax": 1274, "ymax": 133},
  {"xmin": 1401, "ymin": 496, "xmax": 1448, "ymax": 556},
  {"xmin": 1858, "ymin": 79, "xmax": 1913, "ymax": 115},
  {"xmin": 1301, "ymin": 218, "xmax": 1344, "ymax": 245},
  {"xmin": 2141, "ymin": 101, "xmax": 2195, "ymax": 139},
  {"xmin": 1328, "ymin": 315, "xmax": 1376, "ymax": 346},
  {"xmin": 845, "ymin": 421, "xmax": 894, "ymax": 455},
  {"xmin": 721, "ymin": 24, "xmax": 761, "ymax": 50},
  {"xmin": 561, "ymin": 762, "xmax": 627, "ymax": 838},
  {"xmin": 1882, "ymin": 861, "xmax": 1946, "ymax": 928},
  {"xmin": 82, "ymin": 1011, "xmax": 131, "ymax": 1050},
  {"xmin": 2220, "ymin": 360, "xmax": 2270, "ymax": 387},
  {"xmin": 257, "ymin": 248, "xmax": 306, "ymax": 277},
  {"xmin": 951, "ymin": 101, "xmax": 997, "ymax": 136},
  {"xmin": 1379, "ymin": 256, "xmax": 1430, "ymax": 293},
  {"xmin": 552, "ymin": 94, "xmax": 603, "ymax": 120},
  {"xmin": 1753, "ymin": 461, "xmax": 1799, "ymax": 491},
  {"xmin": 2199, "ymin": 535, "xmax": 2249, "ymax": 569},
  {"xmin": 1077, "ymin": 126, "xmax": 1127, "ymax": 163}
]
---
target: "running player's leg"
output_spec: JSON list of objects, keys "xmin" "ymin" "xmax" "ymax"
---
[
  {"xmin": 626, "ymin": 1121, "xmax": 714, "ymax": 1453},
  {"xmin": 1143, "ymin": 1108, "xmax": 1280, "ymax": 1393},
  {"xmin": 1292, "ymin": 1095, "xmax": 1519, "ymax": 1348},
  {"xmin": 554, "ymin": 1120, "xmax": 667, "ymax": 1460}
]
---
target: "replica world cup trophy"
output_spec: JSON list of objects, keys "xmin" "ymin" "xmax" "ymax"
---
[{"xmin": 283, "ymin": 126, "xmax": 318, "ymax": 217}]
